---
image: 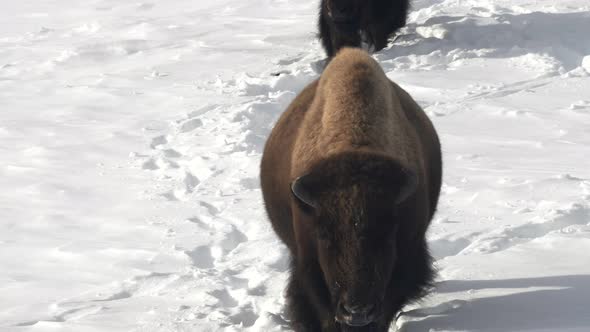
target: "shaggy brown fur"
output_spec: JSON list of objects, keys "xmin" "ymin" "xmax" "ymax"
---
[
  {"xmin": 319, "ymin": 0, "xmax": 410, "ymax": 58},
  {"xmin": 260, "ymin": 48, "xmax": 442, "ymax": 331}
]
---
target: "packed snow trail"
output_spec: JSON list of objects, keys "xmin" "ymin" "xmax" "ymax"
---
[{"xmin": 1, "ymin": 0, "xmax": 590, "ymax": 331}]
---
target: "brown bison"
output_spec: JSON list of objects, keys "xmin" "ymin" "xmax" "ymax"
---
[
  {"xmin": 319, "ymin": 0, "xmax": 410, "ymax": 58},
  {"xmin": 260, "ymin": 48, "xmax": 441, "ymax": 331}
]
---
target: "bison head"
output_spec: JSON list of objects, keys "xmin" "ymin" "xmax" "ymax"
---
[{"xmin": 291, "ymin": 151, "xmax": 417, "ymax": 327}]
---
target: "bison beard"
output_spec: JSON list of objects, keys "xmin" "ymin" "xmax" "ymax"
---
[
  {"xmin": 260, "ymin": 48, "xmax": 442, "ymax": 331},
  {"xmin": 319, "ymin": 0, "xmax": 410, "ymax": 58}
]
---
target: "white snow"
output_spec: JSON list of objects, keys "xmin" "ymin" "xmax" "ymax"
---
[{"xmin": 1, "ymin": 0, "xmax": 589, "ymax": 331}]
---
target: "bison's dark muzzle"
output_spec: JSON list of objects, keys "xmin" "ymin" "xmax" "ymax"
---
[{"xmin": 336, "ymin": 301, "xmax": 377, "ymax": 327}]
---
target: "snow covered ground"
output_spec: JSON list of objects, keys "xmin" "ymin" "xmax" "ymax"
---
[{"xmin": 1, "ymin": 0, "xmax": 589, "ymax": 331}]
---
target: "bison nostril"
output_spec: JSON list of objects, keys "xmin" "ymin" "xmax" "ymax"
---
[
  {"xmin": 343, "ymin": 304, "xmax": 359, "ymax": 314},
  {"xmin": 343, "ymin": 303, "xmax": 374, "ymax": 315},
  {"xmin": 336, "ymin": 300, "xmax": 378, "ymax": 327}
]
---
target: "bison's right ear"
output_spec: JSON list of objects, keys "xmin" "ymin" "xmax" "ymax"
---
[{"xmin": 291, "ymin": 175, "xmax": 318, "ymax": 210}]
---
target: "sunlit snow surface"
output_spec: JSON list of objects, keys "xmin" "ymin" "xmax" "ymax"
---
[{"xmin": 1, "ymin": 0, "xmax": 590, "ymax": 331}]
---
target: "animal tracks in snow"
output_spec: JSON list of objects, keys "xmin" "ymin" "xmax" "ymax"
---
[
  {"xmin": 431, "ymin": 174, "xmax": 590, "ymax": 261},
  {"xmin": 14, "ymin": 305, "xmax": 105, "ymax": 327},
  {"xmin": 569, "ymin": 100, "xmax": 590, "ymax": 113},
  {"xmin": 380, "ymin": 11, "xmax": 590, "ymax": 73},
  {"xmin": 178, "ymin": 118, "xmax": 204, "ymax": 133},
  {"xmin": 185, "ymin": 245, "xmax": 215, "ymax": 269},
  {"xmin": 450, "ymin": 203, "xmax": 590, "ymax": 256},
  {"xmin": 123, "ymin": 50, "xmax": 320, "ymax": 329}
]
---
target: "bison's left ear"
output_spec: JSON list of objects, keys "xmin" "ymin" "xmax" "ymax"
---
[{"xmin": 291, "ymin": 174, "xmax": 318, "ymax": 210}]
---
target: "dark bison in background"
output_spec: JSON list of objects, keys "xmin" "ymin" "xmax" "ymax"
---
[
  {"xmin": 260, "ymin": 48, "xmax": 442, "ymax": 331},
  {"xmin": 319, "ymin": 0, "xmax": 410, "ymax": 57}
]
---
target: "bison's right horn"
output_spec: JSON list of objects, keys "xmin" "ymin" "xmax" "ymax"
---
[{"xmin": 291, "ymin": 175, "xmax": 318, "ymax": 209}]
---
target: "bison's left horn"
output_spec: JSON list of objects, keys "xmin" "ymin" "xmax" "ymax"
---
[{"xmin": 291, "ymin": 175, "xmax": 318, "ymax": 209}]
